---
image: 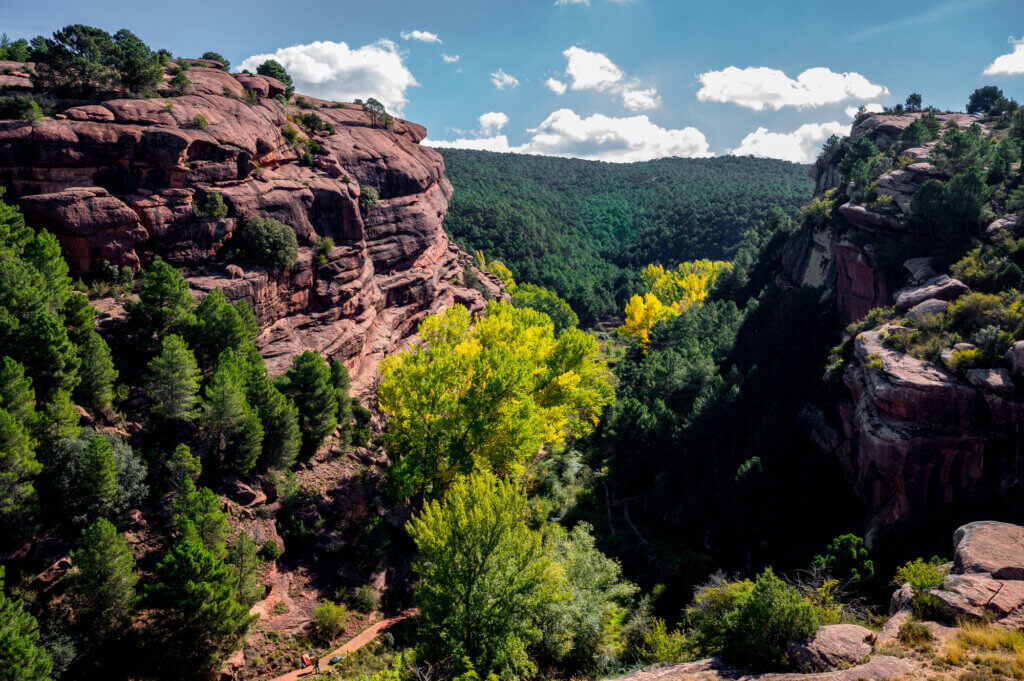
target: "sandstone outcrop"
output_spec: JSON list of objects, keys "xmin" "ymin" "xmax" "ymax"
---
[
  {"xmin": 0, "ymin": 65, "xmax": 503, "ymax": 391},
  {"xmin": 787, "ymin": 625, "xmax": 874, "ymax": 672}
]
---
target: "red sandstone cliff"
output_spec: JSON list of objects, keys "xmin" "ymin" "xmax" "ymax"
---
[{"xmin": 0, "ymin": 61, "xmax": 502, "ymax": 392}]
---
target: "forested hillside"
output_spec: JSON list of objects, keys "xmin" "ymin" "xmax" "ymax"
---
[{"xmin": 440, "ymin": 150, "xmax": 813, "ymax": 324}]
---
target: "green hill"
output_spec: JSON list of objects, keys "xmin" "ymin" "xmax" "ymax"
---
[{"xmin": 439, "ymin": 149, "xmax": 814, "ymax": 324}]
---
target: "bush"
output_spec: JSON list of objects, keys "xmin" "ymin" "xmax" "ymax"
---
[
  {"xmin": 20, "ymin": 99, "xmax": 43, "ymax": 124},
  {"xmin": 721, "ymin": 569, "xmax": 818, "ymax": 670},
  {"xmin": 281, "ymin": 123, "xmax": 298, "ymax": 145},
  {"xmin": 313, "ymin": 600, "xmax": 348, "ymax": 642},
  {"xmin": 190, "ymin": 113, "xmax": 208, "ymax": 130},
  {"xmin": 898, "ymin": 619, "xmax": 934, "ymax": 646},
  {"xmin": 314, "ymin": 236, "xmax": 334, "ymax": 266},
  {"xmin": 243, "ymin": 88, "xmax": 258, "ymax": 105},
  {"xmin": 893, "ymin": 557, "xmax": 947, "ymax": 618},
  {"xmin": 201, "ymin": 51, "xmax": 229, "ymax": 70},
  {"xmin": 258, "ymin": 540, "xmax": 281, "ymax": 561},
  {"xmin": 241, "ymin": 216, "xmax": 298, "ymax": 271},
  {"xmin": 812, "ymin": 534, "xmax": 874, "ymax": 582},
  {"xmin": 641, "ymin": 618, "xmax": 690, "ymax": 664},
  {"xmin": 195, "ymin": 192, "xmax": 228, "ymax": 219},
  {"xmin": 169, "ymin": 71, "xmax": 192, "ymax": 95},
  {"xmin": 350, "ymin": 584, "xmax": 378, "ymax": 614},
  {"xmin": 359, "ymin": 186, "xmax": 379, "ymax": 213},
  {"xmin": 685, "ymin": 573, "xmax": 753, "ymax": 657}
]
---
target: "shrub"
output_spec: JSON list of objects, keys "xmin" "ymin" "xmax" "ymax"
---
[
  {"xmin": 893, "ymin": 557, "xmax": 947, "ymax": 618},
  {"xmin": 350, "ymin": 584, "xmax": 378, "ymax": 614},
  {"xmin": 949, "ymin": 347, "xmax": 982, "ymax": 373},
  {"xmin": 641, "ymin": 618, "xmax": 690, "ymax": 664},
  {"xmin": 201, "ymin": 51, "xmax": 229, "ymax": 70},
  {"xmin": 243, "ymin": 88, "xmax": 258, "ymax": 105},
  {"xmin": 241, "ymin": 216, "xmax": 298, "ymax": 271},
  {"xmin": 195, "ymin": 192, "xmax": 228, "ymax": 219},
  {"xmin": 313, "ymin": 600, "xmax": 348, "ymax": 642},
  {"xmin": 359, "ymin": 186, "xmax": 379, "ymax": 213},
  {"xmin": 257, "ymin": 59, "xmax": 294, "ymax": 97},
  {"xmin": 299, "ymin": 150, "xmax": 314, "ymax": 167},
  {"xmin": 281, "ymin": 123, "xmax": 298, "ymax": 145},
  {"xmin": 898, "ymin": 619, "xmax": 934, "ymax": 646},
  {"xmin": 258, "ymin": 540, "xmax": 281, "ymax": 561},
  {"xmin": 685, "ymin": 574, "xmax": 753, "ymax": 657},
  {"xmin": 20, "ymin": 99, "xmax": 43, "ymax": 124},
  {"xmin": 190, "ymin": 113, "xmax": 208, "ymax": 130},
  {"xmin": 812, "ymin": 534, "xmax": 875, "ymax": 582},
  {"xmin": 314, "ymin": 236, "xmax": 334, "ymax": 266},
  {"xmin": 168, "ymin": 71, "xmax": 192, "ymax": 95},
  {"xmin": 721, "ymin": 569, "xmax": 818, "ymax": 670}
]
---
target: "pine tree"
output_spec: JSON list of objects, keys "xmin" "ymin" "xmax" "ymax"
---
[
  {"xmin": 171, "ymin": 478, "xmax": 229, "ymax": 559},
  {"xmin": 0, "ymin": 407, "xmax": 40, "ymax": 522},
  {"xmin": 192, "ymin": 289, "xmax": 253, "ymax": 370},
  {"xmin": 278, "ymin": 351, "xmax": 337, "ymax": 456},
  {"xmin": 128, "ymin": 258, "xmax": 194, "ymax": 343},
  {"xmin": 226, "ymin": 531, "xmax": 262, "ymax": 606},
  {"xmin": 19, "ymin": 312, "xmax": 79, "ymax": 400},
  {"xmin": 147, "ymin": 334, "xmax": 200, "ymax": 424},
  {"xmin": 22, "ymin": 230, "xmax": 71, "ymax": 312},
  {"xmin": 0, "ymin": 357, "xmax": 35, "ymax": 424},
  {"xmin": 75, "ymin": 330, "xmax": 117, "ymax": 415},
  {"xmin": 146, "ymin": 521, "xmax": 255, "ymax": 675},
  {"xmin": 35, "ymin": 388, "xmax": 81, "ymax": 446},
  {"xmin": 167, "ymin": 443, "xmax": 201, "ymax": 491},
  {"xmin": 243, "ymin": 358, "xmax": 300, "ymax": 472},
  {"xmin": 80, "ymin": 434, "xmax": 118, "ymax": 519},
  {"xmin": 67, "ymin": 517, "xmax": 138, "ymax": 639},
  {"xmin": 330, "ymin": 360, "xmax": 353, "ymax": 445},
  {"xmin": 202, "ymin": 349, "xmax": 262, "ymax": 475},
  {"xmin": 0, "ymin": 567, "xmax": 53, "ymax": 681}
]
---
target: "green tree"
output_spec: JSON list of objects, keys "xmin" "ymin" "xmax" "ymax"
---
[
  {"xmin": 359, "ymin": 186, "xmax": 379, "ymax": 213},
  {"xmin": 407, "ymin": 471, "xmax": 563, "ymax": 678},
  {"xmin": 20, "ymin": 313, "xmax": 79, "ymax": 400},
  {"xmin": 722, "ymin": 568, "xmax": 818, "ymax": 670},
  {"xmin": 243, "ymin": 356, "xmax": 300, "ymax": 472},
  {"xmin": 202, "ymin": 349, "xmax": 262, "ymax": 475},
  {"xmin": 364, "ymin": 97, "xmax": 386, "ymax": 128},
  {"xmin": 241, "ymin": 217, "xmax": 298, "ymax": 271},
  {"xmin": 201, "ymin": 51, "xmax": 230, "ymax": 70},
  {"xmin": 169, "ymin": 71, "xmax": 192, "ymax": 95},
  {"xmin": 192, "ymin": 289, "xmax": 253, "ymax": 369},
  {"xmin": 75, "ymin": 330, "xmax": 117, "ymax": 415},
  {"xmin": 967, "ymin": 85, "xmax": 1004, "ymax": 114},
  {"xmin": 35, "ymin": 389, "xmax": 81, "ymax": 446},
  {"xmin": 905, "ymin": 93, "xmax": 923, "ymax": 112},
  {"xmin": 277, "ymin": 351, "xmax": 337, "ymax": 457},
  {"xmin": 147, "ymin": 334, "xmax": 201, "ymax": 425},
  {"xmin": 80, "ymin": 434, "xmax": 118, "ymax": 519},
  {"xmin": 0, "ymin": 408, "xmax": 40, "ymax": 523},
  {"xmin": 171, "ymin": 478, "xmax": 229, "ymax": 559},
  {"xmin": 511, "ymin": 284, "xmax": 579, "ymax": 335},
  {"xmin": 256, "ymin": 59, "xmax": 294, "ymax": 97},
  {"xmin": 32, "ymin": 24, "xmax": 118, "ymax": 96},
  {"xmin": 111, "ymin": 29, "xmax": 161, "ymax": 94},
  {"xmin": 0, "ymin": 357, "xmax": 35, "ymax": 425},
  {"xmin": 128, "ymin": 259, "xmax": 194, "ymax": 343},
  {"xmin": 0, "ymin": 571, "xmax": 53, "ymax": 681},
  {"xmin": 897, "ymin": 119, "xmax": 929, "ymax": 151},
  {"xmin": 225, "ymin": 531, "xmax": 262, "ymax": 606},
  {"xmin": 166, "ymin": 443, "xmax": 201, "ymax": 490},
  {"xmin": 67, "ymin": 517, "xmax": 138, "ymax": 638},
  {"xmin": 379, "ymin": 302, "xmax": 613, "ymax": 498},
  {"xmin": 146, "ymin": 521, "xmax": 255, "ymax": 675},
  {"xmin": 812, "ymin": 534, "xmax": 874, "ymax": 582}
]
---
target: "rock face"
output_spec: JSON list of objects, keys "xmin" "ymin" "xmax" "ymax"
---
[
  {"xmin": 0, "ymin": 67, "xmax": 503, "ymax": 391},
  {"xmin": 788, "ymin": 625, "xmax": 874, "ymax": 672},
  {"xmin": 891, "ymin": 522, "xmax": 1024, "ymax": 629}
]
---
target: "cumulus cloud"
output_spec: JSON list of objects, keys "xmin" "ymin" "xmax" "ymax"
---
[
  {"xmin": 564, "ymin": 47, "xmax": 624, "ymax": 90},
  {"xmin": 427, "ymin": 109, "xmax": 710, "ymax": 162},
  {"xmin": 622, "ymin": 88, "xmax": 661, "ymax": 111},
  {"xmin": 442, "ymin": 53, "xmax": 460, "ymax": 63},
  {"xmin": 546, "ymin": 78, "xmax": 568, "ymax": 95},
  {"xmin": 479, "ymin": 111, "xmax": 510, "ymax": 136},
  {"xmin": 697, "ymin": 66, "xmax": 888, "ymax": 111},
  {"xmin": 401, "ymin": 30, "xmax": 441, "ymax": 44},
  {"xmin": 490, "ymin": 69, "xmax": 520, "ymax": 90},
  {"xmin": 985, "ymin": 37, "xmax": 1024, "ymax": 75},
  {"xmin": 844, "ymin": 102, "xmax": 884, "ymax": 118},
  {"xmin": 239, "ymin": 40, "xmax": 417, "ymax": 113},
  {"xmin": 729, "ymin": 121, "xmax": 848, "ymax": 163}
]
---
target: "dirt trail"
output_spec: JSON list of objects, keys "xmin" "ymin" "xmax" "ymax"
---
[{"xmin": 266, "ymin": 610, "xmax": 415, "ymax": 681}]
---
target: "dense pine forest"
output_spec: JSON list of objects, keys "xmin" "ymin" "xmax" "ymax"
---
[{"xmin": 439, "ymin": 150, "xmax": 814, "ymax": 324}]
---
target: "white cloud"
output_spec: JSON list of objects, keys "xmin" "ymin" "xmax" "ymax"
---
[
  {"xmin": 442, "ymin": 53, "xmax": 460, "ymax": 63},
  {"xmin": 401, "ymin": 30, "xmax": 441, "ymax": 44},
  {"xmin": 844, "ymin": 102, "xmax": 884, "ymax": 118},
  {"xmin": 622, "ymin": 88, "xmax": 661, "ymax": 111},
  {"xmin": 729, "ymin": 121, "xmax": 848, "ymax": 163},
  {"xmin": 564, "ymin": 46, "xmax": 623, "ymax": 90},
  {"xmin": 985, "ymin": 37, "xmax": 1024, "ymax": 75},
  {"xmin": 697, "ymin": 66, "xmax": 888, "ymax": 111},
  {"xmin": 240, "ymin": 40, "xmax": 417, "ymax": 113},
  {"xmin": 428, "ymin": 109, "xmax": 710, "ymax": 162},
  {"xmin": 490, "ymin": 69, "xmax": 520, "ymax": 90},
  {"xmin": 479, "ymin": 112, "xmax": 510, "ymax": 136},
  {"xmin": 546, "ymin": 78, "xmax": 568, "ymax": 95}
]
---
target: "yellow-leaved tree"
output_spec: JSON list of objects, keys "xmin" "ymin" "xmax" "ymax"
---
[
  {"xmin": 618, "ymin": 260, "xmax": 732, "ymax": 345},
  {"xmin": 378, "ymin": 300, "xmax": 614, "ymax": 499}
]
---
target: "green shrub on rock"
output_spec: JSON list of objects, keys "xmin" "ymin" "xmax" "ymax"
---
[{"xmin": 241, "ymin": 216, "xmax": 298, "ymax": 271}]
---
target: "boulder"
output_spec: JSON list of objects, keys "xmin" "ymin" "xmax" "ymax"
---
[
  {"xmin": 226, "ymin": 264, "xmax": 244, "ymax": 279},
  {"xmin": 838, "ymin": 202, "xmax": 904, "ymax": 233},
  {"xmin": 966, "ymin": 368, "xmax": 1015, "ymax": 394},
  {"xmin": 1006, "ymin": 341, "xmax": 1024, "ymax": 377},
  {"xmin": 788, "ymin": 624, "xmax": 874, "ymax": 672},
  {"xmin": 906, "ymin": 298, "xmax": 947, "ymax": 325},
  {"xmin": 221, "ymin": 477, "xmax": 267, "ymax": 507},
  {"xmin": 987, "ymin": 214, "xmax": 1020, "ymax": 236},
  {"xmin": 894, "ymin": 275, "xmax": 968, "ymax": 311},
  {"xmin": 903, "ymin": 257, "xmax": 936, "ymax": 284},
  {"xmin": 954, "ymin": 521, "xmax": 1024, "ymax": 575}
]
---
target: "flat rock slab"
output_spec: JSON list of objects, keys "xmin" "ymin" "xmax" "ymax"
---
[
  {"xmin": 611, "ymin": 656, "xmax": 914, "ymax": 681},
  {"xmin": 894, "ymin": 275, "xmax": 968, "ymax": 311},
  {"xmin": 954, "ymin": 521, "xmax": 1024, "ymax": 575},
  {"xmin": 966, "ymin": 368, "xmax": 1015, "ymax": 394},
  {"xmin": 789, "ymin": 625, "xmax": 874, "ymax": 672}
]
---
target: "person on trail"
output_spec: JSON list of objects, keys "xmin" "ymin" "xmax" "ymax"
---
[{"xmin": 313, "ymin": 657, "xmax": 321, "ymax": 675}]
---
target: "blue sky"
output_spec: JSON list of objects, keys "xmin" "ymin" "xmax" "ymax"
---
[{"xmin": 5, "ymin": 0, "xmax": 1024, "ymax": 162}]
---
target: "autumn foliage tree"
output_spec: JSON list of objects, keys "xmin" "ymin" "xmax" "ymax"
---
[{"xmin": 379, "ymin": 301, "xmax": 613, "ymax": 498}]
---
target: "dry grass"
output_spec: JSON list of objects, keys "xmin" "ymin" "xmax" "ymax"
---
[{"xmin": 940, "ymin": 623, "xmax": 1024, "ymax": 680}]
